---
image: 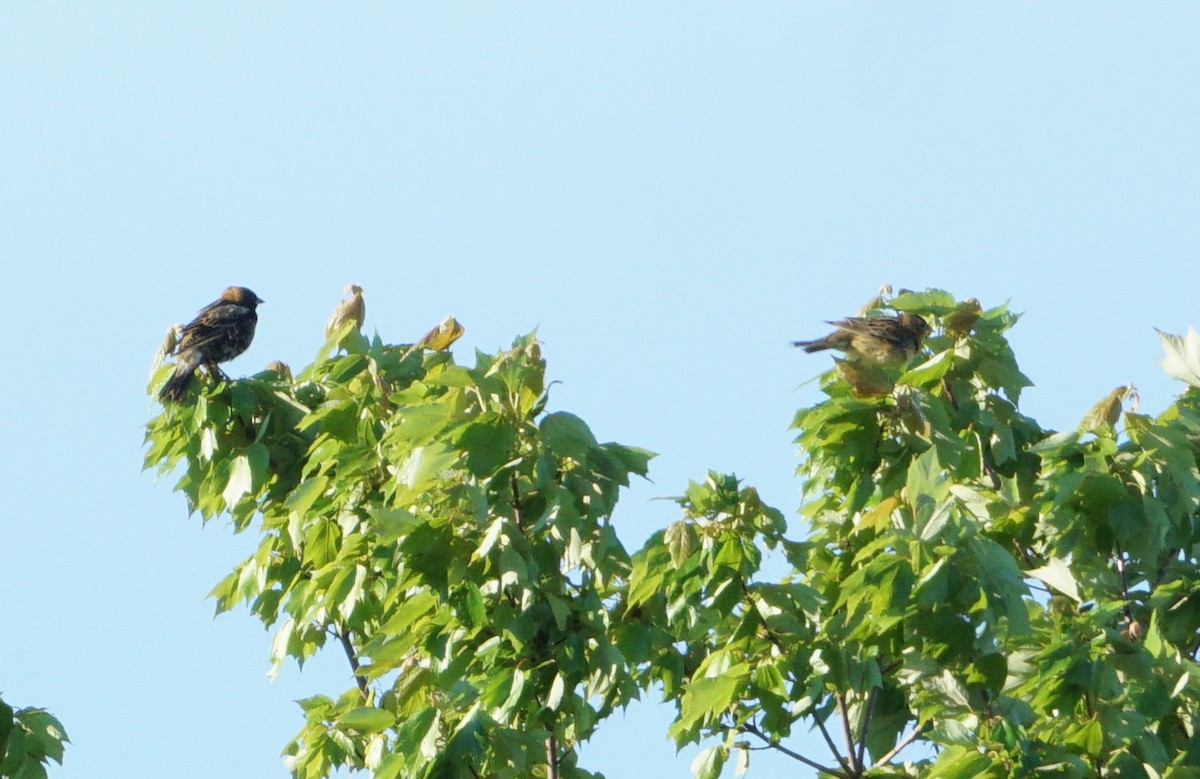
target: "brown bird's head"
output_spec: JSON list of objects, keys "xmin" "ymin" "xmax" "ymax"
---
[
  {"xmin": 221, "ymin": 286, "xmax": 264, "ymax": 309},
  {"xmin": 897, "ymin": 312, "xmax": 931, "ymax": 343}
]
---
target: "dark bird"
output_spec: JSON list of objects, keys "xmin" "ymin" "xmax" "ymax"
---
[
  {"xmin": 159, "ymin": 286, "xmax": 264, "ymax": 402},
  {"xmin": 793, "ymin": 312, "xmax": 930, "ymax": 365}
]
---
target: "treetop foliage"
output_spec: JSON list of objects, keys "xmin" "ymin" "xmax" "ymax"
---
[
  {"xmin": 143, "ymin": 287, "xmax": 1200, "ymax": 779},
  {"xmin": 0, "ymin": 696, "xmax": 68, "ymax": 779}
]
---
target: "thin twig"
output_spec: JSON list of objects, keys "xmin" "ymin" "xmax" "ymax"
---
[
  {"xmin": 1114, "ymin": 541, "xmax": 1134, "ymax": 624},
  {"xmin": 739, "ymin": 580, "xmax": 786, "ymax": 652},
  {"xmin": 546, "ymin": 732, "xmax": 559, "ymax": 779},
  {"xmin": 835, "ymin": 693, "xmax": 859, "ymax": 773},
  {"xmin": 815, "ymin": 709, "xmax": 852, "ymax": 775},
  {"xmin": 334, "ymin": 626, "xmax": 370, "ymax": 702},
  {"xmin": 856, "ymin": 686, "xmax": 879, "ymax": 770},
  {"xmin": 873, "ymin": 725, "xmax": 924, "ymax": 767},
  {"xmin": 741, "ymin": 722, "xmax": 844, "ymax": 777},
  {"xmin": 511, "ymin": 471, "xmax": 525, "ymax": 532}
]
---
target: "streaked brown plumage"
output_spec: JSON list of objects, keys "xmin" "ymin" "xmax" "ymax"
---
[
  {"xmin": 793, "ymin": 312, "xmax": 930, "ymax": 365},
  {"xmin": 159, "ymin": 286, "xmax": 263, "ymax": 402},
  {"xmin": 326, "ymin": 284, "xmax": 365, "ymax": 341},
  {"xmin": 417, "ymin": 316, "xmax": 464, "ymax": 351}
]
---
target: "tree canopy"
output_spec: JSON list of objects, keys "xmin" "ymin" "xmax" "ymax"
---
[{"xmin": 143, "ymin": 289, "xmax": 1200, "ymax": 778}]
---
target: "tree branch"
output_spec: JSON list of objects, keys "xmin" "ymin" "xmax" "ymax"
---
[
  {"xmin": 739, "ymin": 580, "xmax": 786, "ymax": 652},
  {"xmin": 856, "ymin": 686, "xmax": 879, "ymax": 770},
  {"xmin": 334, "ymin": 626, "xmax": 370, "ymax": 702},
  {"xmin": 510, "ymin": 471, "xmax": 524, "ymax": 531},
  {"xmin": 545, "ymin": 732, "xmax": 559, "ymax": 779},
  {"xmin": 815, "ymin": 707, "xmax": 852, "ymax": 775},
  {"xmin": 741, "ymin": 722, "xmax": 844, "ymax": 778},
  {"xmin": 835, "ymin": 693, "xmax": 860, "ymax": 773},
  {"xmin": 872, "ymin": 725, "xmax": 924, "ymax": 767}
]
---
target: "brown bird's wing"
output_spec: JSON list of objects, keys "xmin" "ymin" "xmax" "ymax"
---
[
  {"xmin": 828, "ymin": 317, "xmax": 909, "ymax": 348},
  {"xmin": 177, "ymin": 302, "xmax": 255, "ymax": 353}
]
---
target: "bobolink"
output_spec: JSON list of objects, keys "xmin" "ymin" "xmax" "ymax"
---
[
  {"xmin": 159, "ymin": 286, "xmax": 263, "ymax": 402},
  {"xmin": 793, "ymin": 312, "xmax": 930, "ymax": 365}
]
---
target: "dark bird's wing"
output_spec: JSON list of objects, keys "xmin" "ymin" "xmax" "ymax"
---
[{"xmin": 177, "ymin": 302, "xmax": 255, "ymax": 353}]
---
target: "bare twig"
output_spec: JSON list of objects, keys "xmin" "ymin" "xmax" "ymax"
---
[
  {"xmin": 511, "ymin": 471, "xmax": 525, "ymax": 531},
  {"xmin": 739, "ymin": 580, "xmax": 786, "ymax": 652},
  {"xmin": 334, "ymin": 626, "xmax": 370, "ymax": 702},
  {"xmin": 873, "ymin": 725, "xmax": 924, "ymax": 767},
  {"xmin": 835, "ymin": 693, "xmax": 859, "ymax": 773},
  {"xmin": 815, "ymin": 709, "xmax": 852, "ymax": 775},
  {"xmin": 741, "ymin": 722, "xmax": 844, "ymax": 777},
  {"xmin": 546, "ymin": 732, "xmax": 559, "ymax": 779},
  {"xmin": 856, "ymin": 686, "xmax": 879, "ymax": 770}
]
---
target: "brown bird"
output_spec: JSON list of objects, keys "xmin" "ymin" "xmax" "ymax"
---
[
  {"xmin": 793, "ymin": 312, "xmax": 930, "ymax": 365},
  {"xmin": 159, "ymin": 286, "xmax": 264, "ymax": 402},
  {"xmin": 325, "ymin": 283, "xmax": 366, "ymax": 342}
]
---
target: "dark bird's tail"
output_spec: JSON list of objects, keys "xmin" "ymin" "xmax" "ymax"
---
[
  {"xmin": 159, "ymin": 351, "xmax": 202, "ymax": 402},
  {"xmin": 792, "ymin": 338, "xmax": 831, "ymax": 353}
]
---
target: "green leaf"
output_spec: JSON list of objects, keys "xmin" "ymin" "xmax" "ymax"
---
[
  {"xmin": 0, "ymin": 698, "xmax": 13, "ymax": 756},
  {"xmin": 396, "ymin": 444, "xmax": 459, "ymax": 490},
  {"xmin": 928, "ymin": 744, "xmax": 995, "ymax": 779},
  {"xmin": 546, "ymin": 673, "xmax": 566, "ymax": 711},
  {"xmin": 455, "ymin": 415, "xmax": 516, "ymax": 477},
  {"xmin": 664, "ymin": 520, "xmax": 698, "ymax": 568},
  {"xmin": 606, "ymin": 444, "xmax": 656, "ymax": 478},
  {"xmin": 222, "ymin": 454, "xmax": 253, "ymax": 508},
  {"xmin": 1078, "ymin": 385, "xmax": 1129, "ymax": 433},
  {"xmin": 1027, "ymin": 558, "xmax": 1081, "ymax": 603},
  {"xmin": 540, "ymin": 412, "xmax": 598, "ymax": 461},
  {"xmin": 899, "ymin": 349, "xmax": 953, "ymax": 386},
  {"xmin": 1063, "ymin": 718, "xmax": 1104, "ymax": 756},
  {"xmin": 678, "ymin": 669, "xmax": 745, "ymax": 731},
  {"xmin": 906, "ymin": 448, "xmax": 944, "ymax": 501},
  {"xmin": 285, "ymin": 475, "xmax": 329, "ymax": 517},
  {"xmin": 338, "ymin": 707, "xmax": 396, "ymax": 733},
  {"xmin": 380, "ymin": 590, "xmax": 438, "ymax": 634},
  {"xmin": 689, "ymin": 746, "xmax": 726, "ymax": 779}
]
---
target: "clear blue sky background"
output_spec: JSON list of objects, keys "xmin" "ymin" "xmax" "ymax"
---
[{"xmin": 3, "ymin": 5, "xmax": 1199, "ymax": 778}]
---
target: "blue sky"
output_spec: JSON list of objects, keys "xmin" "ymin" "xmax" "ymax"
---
[{"xmin": 3, "ymin": 5, "xmax": 1199, "ymax": 777}]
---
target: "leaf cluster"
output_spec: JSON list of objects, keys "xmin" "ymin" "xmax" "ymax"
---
[
  {"xmin": 145, "ymin": 326, "xmax": 652, "ymax": 779},
  {"xmin": 145, "ymin": 290, "xmax": 1200, "ymax": 779},
  {"xmin": 0, "ymin": 695, "xmax": 67, "ymax": 779},
  {"xmin": 632, "ymin": 289, "xmax": 1200, "ymax": 779}
]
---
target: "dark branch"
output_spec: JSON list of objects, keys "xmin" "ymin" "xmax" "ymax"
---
[
  {"xmin": 835, "ymin": 693, "xmax": 859, "ymax": 773},
  {"xmin": 740, "ymin": 722, "xmax": 844, "ymax": 777},
  {"xmin": 815, "ymin": 707, "xmax": 852, "ymax": 775},
  {"xmin": 873, "ymin": 725, "xmax": 924, "ymax": 767},
  {"xmin": 856, "ymin": 686, "xmax": 879, "ymax": 770},
  {"xmin": 546, "ymin": 732, "xmax": 559, "ymax": 779},
  {"xmin": 334, "ymin": 626, "xmax": 370, "ymax": 702}
]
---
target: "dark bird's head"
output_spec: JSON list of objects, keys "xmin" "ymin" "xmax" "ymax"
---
[
  {"xmin": 897, "ymin": 312, "xmax": 931, "ymax": 343},
  {"xmin": 221, "ymin": 287, "xmax": 264, "ymax": 309}
]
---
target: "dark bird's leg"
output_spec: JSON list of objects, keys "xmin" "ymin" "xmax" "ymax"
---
[{"xmin": 205, "ymin": 361, "xmax": 232, "ymax": 382}]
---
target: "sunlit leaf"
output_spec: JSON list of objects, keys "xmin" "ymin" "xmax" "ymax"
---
[
  {"xmin": 1027, "ymin": 558, "xmax": 1081, "ymax": 604},
  {"xmin": 1158, "ymin": 327, "xmax": 1200, "ymax": 387}
]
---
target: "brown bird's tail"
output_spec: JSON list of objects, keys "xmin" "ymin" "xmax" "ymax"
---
[{"xmin": 159, "ymin": 350, "xmax": 202, "ymax": 402}]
